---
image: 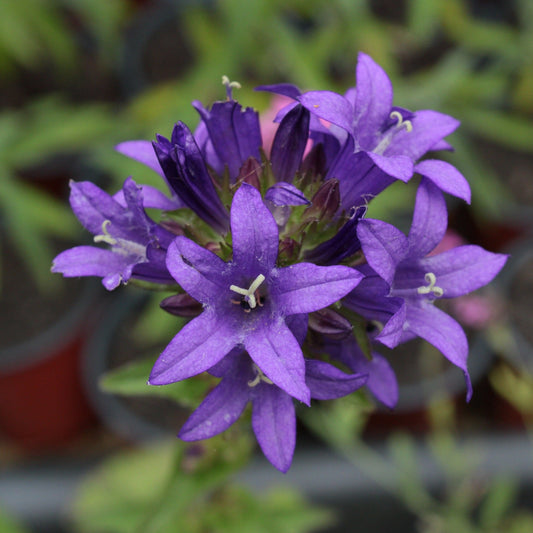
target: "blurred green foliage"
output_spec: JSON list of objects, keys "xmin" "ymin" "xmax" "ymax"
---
[{"xmin": 2, "ymin": 1, "xmax": 533, "ymax": 531}]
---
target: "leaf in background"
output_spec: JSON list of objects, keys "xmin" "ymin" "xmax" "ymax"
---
[
  {"xmin": 0, "ymin": 508, "xmax": 30, "ymax": 533},
  {"xmin": 407, "ymin": 0, "xmax": 440, "ymax": 45},
  {"xmin": 6, "ymin": 98, "xmax": 114, "ymax": 169},
  {"xmin": 100, "ymin": 355, "xmax": 213, "ymax": 409},
  {"xmin": 461, "ymin": 109, "xmax": 533, "ymax": 153}
]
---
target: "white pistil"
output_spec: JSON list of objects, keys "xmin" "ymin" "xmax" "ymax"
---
[
  {"xmin": 248, "ymin": 364, "xmax": 273, "ymax": 387},
  {"xmin": 230, "ymin": 274, "xmax": 265, "ymax": 309},
  {"xmin": 417, "ymin": 272, "xmax": 444, "ymax": 298},
  {"xmin": 93, "ymin": 220, "xmax": 117, "ymax": 245},
  {"xmin": 389, "ymin": 110, "xmax": 413, "ymax": 132}
]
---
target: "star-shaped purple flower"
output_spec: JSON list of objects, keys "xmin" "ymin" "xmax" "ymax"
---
[
  {"xmin": 355, "ymin": 179, "xmax": 508, "ymax": 400},
  {"xmin": 179, "ymin": 342, "xmax": 368, "ymax": 472},
  {"xmin": 52, "ymin": 177, "xmax": 175, "ymax": 290},
  {"xmin": 149, "ymin": 183, "xmax": 363, "ymax": 404}
]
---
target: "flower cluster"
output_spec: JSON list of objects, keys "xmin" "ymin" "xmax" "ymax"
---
[{"xmin": 53, "ymin": 53, "xmax": 507, "ymax": 472}]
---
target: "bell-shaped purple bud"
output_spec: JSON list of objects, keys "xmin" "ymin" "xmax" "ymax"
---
[
  {"xmin": 270, "ymin": 104, "xmax": 310, "ymax": 183},
  {"xmin": 237, "ymin": 156, "xmax": 263, "ymax": 190}
]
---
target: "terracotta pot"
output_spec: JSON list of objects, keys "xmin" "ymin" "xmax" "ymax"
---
[{"xmin": 0, "ymin": 280, "xmax": 98, "ymax": 451}]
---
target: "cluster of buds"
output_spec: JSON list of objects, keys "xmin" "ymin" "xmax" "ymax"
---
[{"xmin": 53, "ymin": 53, "xmax": 507, "ymax": 472}]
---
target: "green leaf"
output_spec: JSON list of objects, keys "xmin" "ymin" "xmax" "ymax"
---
[
  {"xmin": 479, "ymin": 478, "xmax": 518, "ymax": 529},
  {"xmin": 0, "ymin": 508, "xmax": 30, "ymax": 533},
  {"xmin": 99, "ymin": 355, "xmax": 213, "ymax": 409},
  {"xmin": 461, "ymin": 109, "xmax": 533, "ymax": 153}
]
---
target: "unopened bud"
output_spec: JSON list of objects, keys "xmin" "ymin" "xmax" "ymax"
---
[
  {"xmin": 309, "ymin": 308, "xmax": 352, "ymax": 340},
  {"xmin": 304, "ymin": 179, "xmax": 340, "ymax": 223},
  {"xmin": 160, "ymin": 293, "xmax": 203, "ymax": 317},
  {"xmin": 238, "ymin": 157, "xmax": 262, "ymax": 190}
]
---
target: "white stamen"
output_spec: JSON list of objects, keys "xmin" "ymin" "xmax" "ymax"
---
[
  {"xmin": 417, "ymin": 272, "xmax": 444, "ymax": 298},
  {"xmin": 229, "ymin": 274, "xmax": 265, "ymax": 309},
  {"xmin": 94, "ymin": 220, "xmax": 117, "ymax": 245},
  {"xmin": 248, "ymin": 364, "xmax": 273, "ymax": 387},
  {"xmin": 222, "ymin": 75, "xmax": 241, "ymax": 100},
  {"xmin": 389, "ymin": 110, "xmax": 413, "ymax": 132}
]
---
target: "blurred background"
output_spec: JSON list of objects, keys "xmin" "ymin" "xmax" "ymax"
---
[{"xmin": 1, "ymin": 0, "xmax": 533, "ymax": 531}]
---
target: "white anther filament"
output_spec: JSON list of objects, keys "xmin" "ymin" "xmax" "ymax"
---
[
  {"xmin": 389, "ymin": 110, "xmax": 413, "ymax": 132},
  {"xmin": 93, "ymin": 220, "xmax": 117, "ymax": 245},
  {"xmin": 417, "ymin": 272, "xmax": 444, "ymax": 298},
  {"xmin": 248, "ymin": 364, "xmax": 273, "ymax": 387},
  {"xmin": 230, "ymin": 274, "xmax": 265, "ymax": 309}
]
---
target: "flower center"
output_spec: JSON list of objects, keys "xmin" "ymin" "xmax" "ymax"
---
[
  {"xmin": 417, "ymin": 272, "xmax": 444, "ymax": 298},
  {"xmin": 248, "ymin": 363, "xmax": 273, "ymax": 387},
  {"xmin": 94, "ymin": 220, "xmax": 147, "ymax": 258},
  {"xmin": 230, "ymin": 274, "xmax": 265, "ymax": 310},
  {"xmin": 373, "ymin": 111, "xmax": 413, "ymax": 155}
]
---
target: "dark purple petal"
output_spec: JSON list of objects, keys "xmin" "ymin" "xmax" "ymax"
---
[
  {"xmin": 160, "ymin": 293, "xmax": 203, "ymax": 317},
  {"xmin": 166, "ymin": 236, "xmax": 232, "ymax": 304},
  {"xmin": 115, "ymin": 140, "xmax": 164, "ymax": 177},
  {"xmin": 415, "ymin": 159, "xmax": 471, "ymax": 203},
  {"xmin": 231, "ymin": 183, "xmax": 279, "ymax": 274},
  {"xmin": 154, "ymin": 123, "xmax": 230, "ymax": 233},
  {"xmin": 272, "ymin": 263, "xmax": 363, "ymax": 314},
  {"xmin": 148, "ymin": 310, "xmax": 239, "ymax": 385},
  {"xmin": 244, "ymin": 322, "xmax": 309, "ymax": 404},
  {"xmin": 193, "ymin": 100, "xmax": 262, "ymax": 180},
  {"xmin": 265, "ymin": 182, "xmax": 310, "ymax": 206},
  {"xmin": 299, "ymin": 90, "xmax": 354, "ymax": 134},
  {"xmin": 327, "ymin": 146, "xmax": 395, "ymax": 211},
  {"xmin": 375, "ymin": 302, "xmax": 407, "ymax": 348},
  {"xmin": 304, "ymin": 207, "xmax": 363, "ymax": 265},
  {"xmin": 270, "ymin": 104, "xmax": 310, "ymax": 183},
  {"xmin": 178, "ymin": 373, "xmax": 250, "ymax": 440},
  {"xmin": 252, "ymin": 384, "xmax": 296, "ymax": 473},
  {"xmin": 357, "ymin": 219, "xmax": 408, "ymax": 285},
  {"xmin": 406, "ymin": 303, "xmax": 472, "ymax": 401},
  {"xmin": 305, "ymin": 359, "xmax": 367, "ymax": 400},
  {"xmin": 51, "ymin": 246, "xmax": 132, "ymax": 290},
  {"xmin": 408, "ymin": 179, "xmax": 448, "ymax": 257},
  {"xmin": 255, "ymin": 83, "xmax": 302, "ymax": 100},
  {"xmin": 353, "ymin": 52, "xmax": 393, "ymax": 147},
  {"xmin": 419, "ymin": 246, "xmax": 508, "ymax": 298}
]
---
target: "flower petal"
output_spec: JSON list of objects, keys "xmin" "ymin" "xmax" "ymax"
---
[
  {"xmin": 273, "ymin": 263, "xmax": 362, "ymax": 314},
  {"xmin": 244, "ymin": 321, "xmax": 309, "ymax": 405},
  {"xmin": 51, "ymin": 246, "xmax": 131, "ymax": 290},
  {"xmin": 148, "ymin": 311, "xmax": 239, "ymax": 385},
  {"xmin": 366, "ymin": 152, "xmax": 413, "ymax": 182},
  {"xmin": 231, "ymin": 183, "xmax": 279, "ymax": 274},
  {"xmin": 179, "ymin": 372, "xmax": 250, "ymax": 441},
  {"xmin": 353, "ymin": 52, "xmax": 394, "ymax": 145},
  {"xmin": 165, "ymin": 236, "xmax": 231, "ymax": 304},
  {"xmin": 113, "ymin": 185, "xmax": 183, "ymax": 211},
  {"xmin": 419, "ymin": 246, "xmax": 508, "ymax": 298},
  {"xmin": 299, "ymin": 90, "xmax": 354, "ymax": 134},
  {"xmin": 386, "ymin": 110, "xmax": 459, "ymax": 161},
  {"xmin": 415, "ymin": 159, "xmax": 471, "ymax": 203},
  {"xmin": 305, "ymin": 360, "xmax": 367, "ymax": 400},
  {"xmin": 265, "ymin": 182, "xmax": 310, "ymax": 206},
  {"xmin": 357, "ymin": 219, "xmax": 408, "ymax": 285},
  {"xmin": 115, "ymin": 140, "xmax": 164, "ymax": 177},
  {"xmin": 406, "ymin": 303, "xmax": 472, "ymax": 401},
  {"xmin": 408, "ymin": 179, "xmax": 448, "ymax": 257},
  {"xmin": 252, "ymin": 384, "xmax": 296, "ymax": 473}
]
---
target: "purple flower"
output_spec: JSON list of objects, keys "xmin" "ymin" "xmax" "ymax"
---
[
  {"xmin": 178, "ymin": 346, "xmax": 367, "ymax": 472},
  {"xmin": 355, "ymin": 179, "xmax": 508, "ymax": 400},
  {"xmin": 149, "ymin": 183, "xmax": 363, "ymax": 405},
  {"xmin": 52, "ymin": 178, "xmax": 175, "ymax": 290},
  {"xmin": 299, "ymin": 53, "xmax": 461, "ymax": 182},
  {"xmin": 153, "ymin": 123, "xmax": 231, "ymax": 234}
]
